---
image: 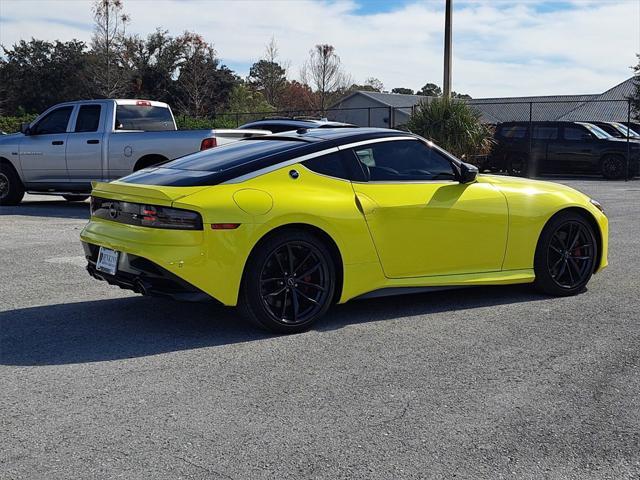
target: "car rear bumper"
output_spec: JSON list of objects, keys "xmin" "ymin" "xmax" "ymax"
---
[{"xmin": 82, "ymin": 241, "xmax": 213, "ymax": 302}]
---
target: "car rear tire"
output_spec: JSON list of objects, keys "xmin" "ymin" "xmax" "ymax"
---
[
  {"xmin": 0, "ymin": 163, "xmax": 25, "ymax": 206},
  {"xmin": 601, "ymin": 154, "xmax": 626, "ymax": 180},
  {"xmin": 533, "ymin": 211, "xmax": 597, "ymax": 296},
  {"xmin": 239, "ymin": 229, "xmax": 336, "ymax": 333},
  {"xmin": 62, "ymin": 195, "xmax": 90, "ymax": 202},
  {"xmin": 508, "ymin": 155, "xmax": 528, "ymax": 177}
]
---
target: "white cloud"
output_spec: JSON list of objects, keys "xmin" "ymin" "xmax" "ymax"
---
[{"xmin": 0, "ymin": 0, "xmax": 638, "ymax": 97}]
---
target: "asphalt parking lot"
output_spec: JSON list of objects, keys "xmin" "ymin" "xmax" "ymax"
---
[{"xmin": 1, "ymin": 179, "xmax": 639, "ymax": 479}]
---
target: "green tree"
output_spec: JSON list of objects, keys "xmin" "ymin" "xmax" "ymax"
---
[
  {"xmin": 391, "ymin": 87, "xmax": 414, "ymax": 95},
  {"xmin": 0, "ymin": 39, "xmax": 90, "ymax": 114},
  {"xmin": 173, "ymin": 33, "xmax": 238, "ymax": 117},
  {"xmin": 417, "ymin": 83, "xmax": 442, "ymax": 96},
  {"xmin": 406, "ymin": 97, "xmax": 493, "ymax": 161},
  {"xmin": 122, "ymin": 29, "xmax": 186, "ymax": 102},
  {"xmin": 248, "ymin": 38, "xmax": 287, "ymax": 107}
]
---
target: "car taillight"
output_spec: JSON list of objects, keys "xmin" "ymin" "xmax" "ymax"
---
[
  {"xmin": 200, "ymin": 138, "xmax": 217, "ymax": 150},
  {"xmin": 139, "ymin": 204, "xmax": 203, "ymax": 230},
  {"xmin": 136, "ymin": 100, "xmax": 152, "ymax": 106}
]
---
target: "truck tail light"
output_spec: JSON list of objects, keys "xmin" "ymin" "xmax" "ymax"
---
[
  {"xmin": 200, "ymin": 138, "xmax": 217, "ymax": 150},
  {"xmin": 136, "ymin": 100, "xmax": 152, "ymax": 106}
]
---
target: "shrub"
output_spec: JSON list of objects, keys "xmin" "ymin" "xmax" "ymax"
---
[
  {"xmin": 406, "ymin": 97, "xmax": 494, "ymax": 162},
  {"xmin": 174, "ymin": 115, "xmax": 238, "ymax": 130},
  {"xmin": 0, "ymin": 114, "xmax": 38, "ymax": 134}
]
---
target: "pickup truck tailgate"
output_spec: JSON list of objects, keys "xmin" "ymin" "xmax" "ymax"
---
[{"xmin": 91, "ymin": 181, "xmax": 209, "ymax": 206}]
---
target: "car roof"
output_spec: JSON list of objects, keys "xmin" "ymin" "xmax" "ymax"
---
[
  {"xmin": 258, "ymin": 127, "xmax": 410, "ymax": 143},
  {"xmin": 239, "ymin": 118, "xmax": 355, "ymax": 129}
]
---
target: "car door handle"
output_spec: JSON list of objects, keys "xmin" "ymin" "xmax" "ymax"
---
[
  {"xmin": 52, "ymin": 140, "xmax": 64, "ymax": 145},
  {"xmin": 87, "ymin": 139, "xmax": 100, "ymax": 144}
]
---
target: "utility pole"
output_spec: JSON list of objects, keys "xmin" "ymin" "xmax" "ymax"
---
[{"xmin": 443, "ymin": 0, "xmax": 452, "ymax": 98}]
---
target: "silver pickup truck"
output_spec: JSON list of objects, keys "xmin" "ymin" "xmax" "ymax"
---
[{"xmin": 0, "ymin": 99, "xmax": 267, "ymax": 205}]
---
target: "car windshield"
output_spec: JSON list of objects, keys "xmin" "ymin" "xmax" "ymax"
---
[
  {"xmin": 611, "ymin": 122, "xmax": 640, "ymax": 138},
  {"xmin": 578, "ymin": 123, "xmax": 610, "ymax": 139},
  {"xmin": 163, "ymin": 138, "xmax": 307, "ymax": 172}
]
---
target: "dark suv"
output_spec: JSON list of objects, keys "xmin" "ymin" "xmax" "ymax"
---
[
  {"xmin": 238, "ymin": 118, "xmax": 355, "ymax": 133},
  {"xmin": 488, "ymin": 121, "xmax": 640, "ymax": 179}
]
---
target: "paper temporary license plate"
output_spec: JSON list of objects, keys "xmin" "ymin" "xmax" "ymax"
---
[{"xmin": 96, "ymin": 247, "xmax": 119, "ymax": 275}]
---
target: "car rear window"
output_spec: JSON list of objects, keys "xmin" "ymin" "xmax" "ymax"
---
[
  {"xmin": 116, "ymin": 105, "xmax": 175, "ymax": 131},
  {"xmin": 121, "ymin": 138, "xmax": 311, "ymax": 186},
  {"xmin": 165, "ymin": 139, "xmax": 306, "ymax": 172}
]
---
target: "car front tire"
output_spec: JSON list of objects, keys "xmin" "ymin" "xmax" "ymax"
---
[
  {"xmin": 239, "ymin": 229, "xmax": 336, "ymax": 333},
  {"xmin": 0, "ymin": 163, "xmax": 25, "ymax": 206},
  {"xmin": 534, "ymin": 211, "xmax": 598, "ymax": 296}
]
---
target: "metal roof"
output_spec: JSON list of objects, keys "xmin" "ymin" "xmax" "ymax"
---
[{"xmin": 332, "ymin": 76, "xmax": 638, "ymax": 124}]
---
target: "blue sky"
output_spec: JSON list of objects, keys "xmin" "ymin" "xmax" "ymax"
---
[{"xmin": 1, "ymin": 0, "xmax": 638, "ymax": 98}]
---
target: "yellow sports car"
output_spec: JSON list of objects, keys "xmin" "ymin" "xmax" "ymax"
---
[{"xmin": 81, "ymin": 128, "xmax": 608, "ymax": 332}]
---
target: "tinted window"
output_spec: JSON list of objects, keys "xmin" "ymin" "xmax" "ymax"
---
[
  {"xmin": 33, "ymin": 107, "xmax": 73, "ymax": 134},
  {"xmin": 532, "ymin": 126, "xmax": 558, "ymax": 140},
  {"xmin": 564, "ymin": 126, "xmax": 590, "ymax": 140},
  {"xmin": 353, "ymin": 140, "xmax": 455, "ymax": 181},
  {"xmin": 595, "ymin": 123, "xmax": 622, "ymax": 137},
  {"xmin": 303, "ymin": 152, "xmax": 349, "ymax": 179},
  {"xmin": 116, "ymin": 105, "xmax": 174, "ymax": 131},
  {"xmin": 163, "ymin": 139, "xmax": 306, "ymax": 172},
  {"xmin": 499, "ymin": 125, "xmax": 527, "ymax": 139},
  {"xmin": 75, "ymin": 105, "xmax": 101, "ymax": 132}
]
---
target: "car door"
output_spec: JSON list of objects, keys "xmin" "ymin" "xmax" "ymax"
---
[
  {"xmin": 531, "ymin": 124, "xmax": 560, "ymax": 173},
  {"xmin": 345, "ymin": 139, "xmax": 508, "ymax": 278},
  {"xmin": 19, "ymin": 105, "xmax": 74, "ymax": 185},
  {"xmin": 554, "ymin": 125, "xmax": 595, "ymax": 172},
  {"xmin": 66, "ymin": 104, "xmax": 105, "ymax": 186}
]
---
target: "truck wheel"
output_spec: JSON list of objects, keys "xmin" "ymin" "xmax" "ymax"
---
[
  {"xmin": 62, "ymin": 195, "xmax": 90, "ymax": 202},
  {"xmin": 508, "ymin": 155, "xmax": 528, "ymax": 177},
  {"xmin": 0, "ymin": 163, "xmax": 25, "ymax": 206},
  {"xmin": 601, "ymin": 154, "xmax": 625, "ymax": 180}
]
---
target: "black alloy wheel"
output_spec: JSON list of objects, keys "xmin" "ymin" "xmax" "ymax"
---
[
  {"xmin": 601, "ymin": 154, "xmax": 625, "ymax": 180},
  {"xmin": 240, "ymin": 230, "xmax": 336, "ymax": 333},
  {"xmin": 534, "ymin": 212, "xmax": 597, "ymax": 296}
]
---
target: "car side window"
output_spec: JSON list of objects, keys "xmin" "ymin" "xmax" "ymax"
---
[
  {"xmin": 564, "ymin": 126, "xmax": 591, "ymax": 141},
  {"xmin": 499, "ymin": 125, "xmax": 527, "ymax": 139},
  {"xmin": 32, "ymin": 107, "xmax": 73, "ymax": 135},
  {"xmin": 532, "ymin": 126, "xmax": 558, "ymax": 140},
  {"xmin": 75, "ymin": 105, "xmax": 102, "ymax": 133},
  {"xmin": 353, "ymin": 140, "xmax": 455, "ymax": 182},
  {"xmin": 303, "ymin": 152, "xmax": 351, "ymax": 179}
]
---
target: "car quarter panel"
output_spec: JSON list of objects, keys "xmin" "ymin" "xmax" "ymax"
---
[
  {"xmin": 483, "ymin": 175, "xmax": 609, "ymax": 272},
  {"xmin": 172, "ymin": 163, "xmax": 384, "ymax": 304}
]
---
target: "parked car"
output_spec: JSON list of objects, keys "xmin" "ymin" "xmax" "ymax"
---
[
  {"xmin": 0, "ymin": 99, "xmax": 268, "ymax": 205},
  {"xmin": 487, "ymin": 121, "xmax": 640, "ymax": 179},
  {"xmin": 587, "ymin": 121, "xmax": 640, "ymax": 139},
  {"xmin": 81, "ymin": 127, "xmax": 607, "ymax": 333},
  {"xmin": 238, "ymin": 117, "xmax": 355, "ymax": 133}
]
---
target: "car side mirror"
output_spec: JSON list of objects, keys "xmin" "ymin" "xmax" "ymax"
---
[
  {"xmin": 459, "ymin": 162, "xmax": 478, "ymax": 184},
  {"xmin": 20, "ymin": 123, "xmax": 32, "ymax": 135}
]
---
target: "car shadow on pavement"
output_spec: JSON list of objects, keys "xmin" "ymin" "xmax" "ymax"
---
[
  {"xmin": 0, "ymin": 285, "xmax": 549, "ymax": 366},
  {"xmin": 0, "ymin": 200, "xmax": 90, "ymax": 220}
]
